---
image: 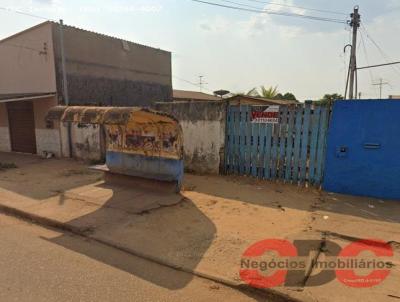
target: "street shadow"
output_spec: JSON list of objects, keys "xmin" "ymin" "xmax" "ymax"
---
[{"xmin": 46, "ymin": 182, "xmax": 218, "ymax": 290}]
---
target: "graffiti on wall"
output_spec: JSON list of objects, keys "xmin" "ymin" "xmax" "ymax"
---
[{"xmin": 106, "ymin": 121, "xmax": 182, "ymax": 160}]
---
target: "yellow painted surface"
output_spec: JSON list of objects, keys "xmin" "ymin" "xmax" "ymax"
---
[{"xmin": 107, "ymin": 110, "xmax": 183, "ymax": 160}]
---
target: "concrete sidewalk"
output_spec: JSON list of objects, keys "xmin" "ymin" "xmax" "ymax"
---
[{"xmin": 0, "ymin": 152, "xmax": 399, "ymax": 302}]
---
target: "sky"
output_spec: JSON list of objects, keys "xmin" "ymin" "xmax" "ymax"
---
[{"xmin": 1, "ymin": 0, "xmax": 400, "ymax": 100}]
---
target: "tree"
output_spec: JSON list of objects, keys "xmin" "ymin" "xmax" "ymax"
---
[
  {"xmin": 245, "ymin": 87, "xmax": 259, "ymax": 97},
  {"xmin": 259, "ymin": 85, "xmax": 279, "ymax": 99},
  {"xmin": 275, "ymin": 92, "xmax": 297, "ymax": 101},
  {"xmin": 239, "ymin": 86, "xmax": 297, "ymax": 102},
  {"xmin": 315, "ymin": 93, "xmax": 344, "ymax": 105}
]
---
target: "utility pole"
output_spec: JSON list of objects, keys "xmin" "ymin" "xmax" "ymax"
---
[
  {"xmin": 372, "ymin": 78, "xmax": 389, "ymax": 99},
  {"xmin": 60, "ymin": 20, "xmax": 72, "ymax": 158},
  {"xmin": 59, "ymin": 20, "xmax": 69, "ymax": 105},
  {"xmin": 348, "ymin": 6, "xmax": 361, "ymax": 99},
  {"xmin": 198, "ymin": 75, "xmax": 208, "ymax": 92}
]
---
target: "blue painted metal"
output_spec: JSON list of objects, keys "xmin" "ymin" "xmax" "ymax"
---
[
  {"xmin": 324, "ymin": 100, "xmax": 400, "ymax": 200},
  {"xmin": 107, "ymin": 151, "xmax": 184, "ymax": 186}
]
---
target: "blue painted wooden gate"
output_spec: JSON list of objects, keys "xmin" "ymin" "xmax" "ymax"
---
[
  {"xmin": 225, "ymin": 103, "xmax": 330, "ymax": 186},
  {"xmin": 323, "ymin": 100, "xmax": 400, "ymax": 200}
]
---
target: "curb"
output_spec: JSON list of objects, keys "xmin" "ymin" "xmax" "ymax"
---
[{"xmin": 0, "ymin": 203, "xmax": 303, "ymax": 302}]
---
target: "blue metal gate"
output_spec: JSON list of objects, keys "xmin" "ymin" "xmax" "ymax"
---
[
  {"xmin": 323, "ymin": 100, "xmax": 400, "ymax": 200},
  {"xmin": 225, "ymin": 103, "xmax": 330, "ymax": 186}
]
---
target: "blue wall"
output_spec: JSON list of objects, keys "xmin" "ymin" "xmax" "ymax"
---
[
  {"xmin": 106, "ymin": 151, "xmax": 184, "ymax": 189},
  {"xmin": 323, "ymin": 100, "xmax": 400, "ymax": 200}
]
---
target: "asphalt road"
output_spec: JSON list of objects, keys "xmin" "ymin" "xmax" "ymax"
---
[{"xmin": 0, "ymin": 213, "xmax": 265, "ymax": 302}]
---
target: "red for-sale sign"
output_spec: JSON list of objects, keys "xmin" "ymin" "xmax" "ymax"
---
[{"xmin": 251, "ymin": 105, "xmax": 280, "ymax": 124}]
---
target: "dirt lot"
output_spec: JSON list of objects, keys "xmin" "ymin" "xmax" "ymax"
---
[{"xmin": 0, "ymin": 152, "xmax": 399, "ymax": 302}]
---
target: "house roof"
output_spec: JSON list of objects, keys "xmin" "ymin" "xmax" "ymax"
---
[
  {"xmin": 0, "ymin": 92, "xmax": 56, "ymax": 103},
  {"xmin": 0, "ymin": 21, "xmax": 169, "ymax": 54},
  {"xmin": 226, "ymin": 95, "xmax": 298, "ymax": 105},
  {"xmin": 173, "ymin": 90, "xmax": 221, "ymax": 101}
]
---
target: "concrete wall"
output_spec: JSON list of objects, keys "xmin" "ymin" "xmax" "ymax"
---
[
  {"xmin": 154, "ymin": 101, "xmax": 226, "ymax": 174},
  {"xmin": 0, "ymin": 103, "xmax": 11, "ymax": 152},
  {"xmin": 60, "ymin": 122, "xmax": 102, "ymax": 161},
  {"xmin": 33, "ymin": 97, "xmax": 61, "ymax": 157},
  {"xmin": 0, "ymin": 22, "xmax": 56, "ymax": 94},
  {"xmin": 51, "ymin": 23, "xmax": 172, "ymax": 106}
]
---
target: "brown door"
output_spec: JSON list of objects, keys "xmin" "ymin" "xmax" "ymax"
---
[{"xmin": 7, "ymin": 101, "xmax": 37, "ymax": 154}]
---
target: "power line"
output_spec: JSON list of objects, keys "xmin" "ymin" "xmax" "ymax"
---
[
  {"xmin": 0, "ymin": 6, "xmax": 55, "ymax": 21},
  {"xmin": 372, "ymin": 78, "xmax": 389, "ymax": 99},
  {"xmin": 360, "ymin": 23, "xmax": 400, "ymax": 78},
  {"xmin": 359, "ymin": 30, "xmax": 375, "ymax": 84},
  {"xmin": 357, "ymin": 61, "xmax": 400, "ymax": 70},
  {"xmin": 173, "ymin": 75, "xmax": 213, "ymax": 93},
  {"xmin": 242, "ymin": 0, "xmax": 347, "ymax": 16},
  {"xmin": 190, "ymin": 0, "xmax": 347, "ymax": 24}
]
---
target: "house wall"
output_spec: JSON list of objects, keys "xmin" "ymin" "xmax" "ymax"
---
[
  {"xmin": 0, "ymin": 22, "xmax": 56, "ymax": 95},
  {"xmin": 52, "ymin": 23, "xmax": 172, "ymax": 106},
  {"xmin": 0, "ymin": 97, "xmax": 61, "ymax": 156},
  {"xmin": 154, "ymin": 101, "xmax": 227, "ymax": 174},
  {"xmin": 0, "ymin": 103, "xmax": 11, "ymax": 152},
  {"xmin": 33, "ymin": 96, "xmax": 61, "ymax": 156}
]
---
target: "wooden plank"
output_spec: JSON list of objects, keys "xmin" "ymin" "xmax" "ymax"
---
[
  {"xmin": 224, "ymin": 105, "xmax": 231, "ymax": 173},
  {"xmin": 270, "ymin": 122, "xmax": 280, "ymax": 180},
  {"xmin": 229, "ymin": 106, "xmax": 238, "ymax": 174},
  {"xmin": 284, "ymin": 107, "xmax": 295, "ymax": 182},
  {"xmin": 245, "ymin": 107, "xmax": 252, "ymax": 175},
  {"xmin": 308, "ymin": 106, "xmax": 321, "ymax": 184},
  {"xmin": 239, "ymin": 105, "xmax": 247, "ymax": 175},
  {"xmin": 299, "ymin": 102, "xmax": 311, "ymax": 184},
  {"xmin": 278, "ymin": 107, "xmax": 288, "ymax": 180},
  {"xmin": 258, "ymin": 123, "xmax": 266, "ymax": 178},
  {"xmin": 315, "ymin": 106, "xmax": 329, "ymax": 186},
  {"xmin": 233, "ymin": 107, "xmax": 240, "ymax": 174},
  {"xmin": 251, "ymin": 122, "xmax": 260, "ymax": 178},
  {"xmin": 263, "ymin": 124, "xmax": 273, "ymax": 179},
  {"xmin": 292, "ymin": 106, "xmax": 303, "ymax": 183}
]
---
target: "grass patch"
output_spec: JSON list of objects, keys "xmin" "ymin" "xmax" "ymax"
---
[{"xmin": 0, "ymin": 162, "xmax": 17, "ymax": 171}]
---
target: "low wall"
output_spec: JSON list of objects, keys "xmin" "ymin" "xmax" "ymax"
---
[
  {"xmin": 154, "ymin": 101, "xmax": 226, "ymax": 174},
  {"xmin": 60, "ymin": 122, "xmax": 103, "ymax": 161},
  {"xmin": 0, "ymin": 103, "xmax": 11, "ymax": 152}
]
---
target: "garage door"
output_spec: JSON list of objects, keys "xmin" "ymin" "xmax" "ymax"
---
[{"xmin": 7, "ymin": 101, "xmax": 37, "ymax": 154}]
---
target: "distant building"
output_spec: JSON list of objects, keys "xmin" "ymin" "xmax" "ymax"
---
[
  {"xmin": 226, "ymin": 95, "xmax": 299, "ymax": 106},
  {"xmin": 173, "ymin": 90, "xmax": 221, "ymax": 102},
  {"xmin": 0, "ymin": 21, "xmax": 172, "ymax": 155}
]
